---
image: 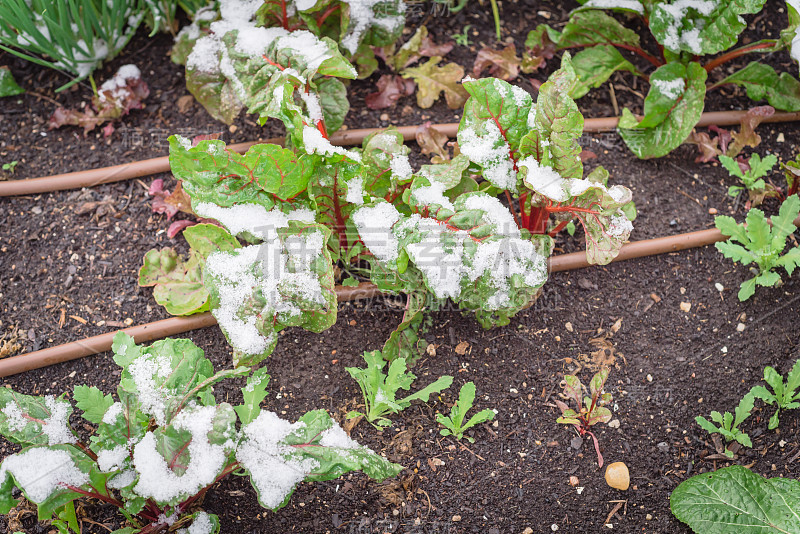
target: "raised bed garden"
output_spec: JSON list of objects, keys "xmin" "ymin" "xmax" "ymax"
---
[{"xmin": 1, "ymin": 1, "xmax": 800, "ymax": 533}]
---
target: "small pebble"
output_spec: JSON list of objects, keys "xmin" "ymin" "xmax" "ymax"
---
[
  {"xmin": 380, "ymin": 113, "xmax": 390, "ymax": 121},
  {"xmin": 715, "ymin": 283, "xmax": 724, "ymax": 292},
  {"xmin": 708, "ymin": 207, "xmax": 718, "ymax": 215},
  {"xmin": 721, "ymin": 346, "xmax": 728, "ymax": 353},
  {"xmin": 646, "ymin": 514, "xmax": 653, "ymax": 521},
  {"xmin": 657, "ymin": 442, "xmax": 669, "ymax": 453},
  {"xmin": 680, "ymin": 302, "xmax": 691, "ymax": 312},
  {"xmin": 569, "ymin": 476, "xmax": 579, "ymax": 486},
  {"xmin": 605, "ymin": 462, "xmax": 630, "ymax": 490},
  {"xmin": 608, "ymin": 419, "xmax": 620, "ymax": 428},
  {"xmin": 646, "ymin": 374, "xmax": 653, "ymax": 382},
  {"xmin": 452, "ymin": 515, "xmax": 461, "ymax": 522},
  {"xmin": 551, "ymin": 525, "xmax": 559, "ymax": 532},
  {"xmin": 565, "ymin": 322, "xmax": 573, "ymax": 332},
  {"xmin": 736, "ymin": 323, "xmax": 745, "ymax": 332},
  {"xmin": 522, "ymin": 529, "xmax": 533, "ymax": 534},
  {"xmin": 777, "ymin": 132, "xmax": 785, "ymax": 142}
]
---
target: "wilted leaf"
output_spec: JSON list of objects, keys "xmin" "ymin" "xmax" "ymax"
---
[
  {"xmin": 416, "ymin": 121, "xmax": 451, "ymax": 163},
  {"xmin": 138, "ymin": 248, "xmax": 209, "ymax": 316},
  {"xmin": 688, "ymin": 130, "xmax": 722, "ymax": 163},
  {"xmin": 401, "ymin": 57, "xmax": 469, "ymax": 109},
  {"xmin": 727, "ymin": 106, "xmax": 774, "ymax": 156},
  {"xmin": 472, "ymin": 43, "xmax": 521, "ymax": 81},
  {"xmin": 522, "ymin": 25, "xmax": 558, "ymax": 73},
  {"xmin": 365, "ymin": 74, "xmax": 415, "ymax": 110},
  {"xmin": 377, "ymin": 25, "xmax": 454, "ymax": 72},
  {"xmin": 149, "ymin": 179, "xmax": 194, "ymax": 220}
]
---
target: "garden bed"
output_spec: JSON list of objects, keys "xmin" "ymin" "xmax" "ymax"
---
[{"xmin": 2, "ymin": 1, "xmax": 800, "ymax": 532}]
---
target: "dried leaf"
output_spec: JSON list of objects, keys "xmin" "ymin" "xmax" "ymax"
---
[
  {"xmin": 48, "ymin": 65, "xmax": 148, "ymax": 136},
  {"xmin": 416, "ymin": 121, "xmax": 451, "ymax": 163},
  {"xmin": 401, "ymin": 57, "xmax": 468, "ymax": 110},
  {"xmin": 688, "ymin": 130, "xmax": 722, "ymax": 163},
  {"xmin": 149, "ymin": 179, "xmax": 194, "ymax": 219},
  {"xmin": 727, "ymin": 105, "xmax": 775, "ymax": 157},
  {"xmin": 376, "ymin": 26, "xmax": 454, "ymax": 71},
  {"xmin": 472, "ymin": 43, "xmax": 521, "ymax": 81},
  {"xmin": 365, "ymin": 74, "xmax": 415, "ymax": 110}
]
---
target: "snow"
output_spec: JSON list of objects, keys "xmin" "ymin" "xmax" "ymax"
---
[
  {"xmin": 519, "ymin": 156, "xmax": 569, "ymax": 202},
  {"xmin": 412, "ymin": 180, "xmax": 455, "ymax": 212},
  {"xmin": 319, "ymin": 425, "xmax": 360, "ymax": 449},
  {"xmin": 108, "ymin": 469, "xmax": 136, "ymax": 489},
  {"xmin": 295, "ymin": 0, "xmax": 317, "ymax": 10},
  {"xmin": 653, "ymin": 0, "xmax": 715, "ymax": 53},
  {"xmin": 43, "ymin": 396, "xmax": 76, "ymax": 444},
  {"xmin": 236, "ymin": 411, "xmax": 320, "ymax": 509},
  {"xmin": 128, "ymin": 352, "xmax": 172, "ymax": 425},
  {"xmin": 275, "ymin": 30, "xmax": 333, "ymax": 72},
  {"xmin": 193, "ymin": 202, "xmax": 314, "ymax": 241},
  {"xmin": 133, "ymin": 405, "xmax": 234, "ymax": 502},
  {"xmin": 352, "ymin": 202, "xmax": 402, "ymax": 263},
  {"xmin": 346, "ymin": 177, "xmax": 365, "ymax": 205},
  {"xmin": 790, "ymin": 0, "xmax": 800, "ymax": 64},
  {"xmin": 511, "ymin": 85, "xmax": 531, "ymax": 107},
  {"xmin": 98, "ymin": 64, "xmax": 141, "ymax": 103},
  {"xmin": 652, "ymin": 78, "xmax": 685, "ymax": 100},
  {"xmin": 303, "ymin": 127, "xmax": 362, "ymax": 161},
  {"xmin": 299, "ymin": 91, "xmax": 323, "ymax": 122},
  {"xmin": 462, "ymin": 194, "xmax": 518, "ymax": 237},
  {"xmin": 608, "ymin": 211, "xmax": 634, "ymax": 237},
  {"xmin": 0, "ymin": 448, "xmax": 89, "ymax": 503},
  {"xmin": 390, "ymin": 154, "xmax": 413, "ymax": 179},
  {"xmin": 234, "ymin": 26, "xmax": 288, "ymax": 56},
  {"xmin": 103, "ymin": 402, "xmax": 123, "ymax": 424},
  {"xmin": 458, "ymin": 122, "xmax": 517, "ymax": 191},
  {"xmin": 188, "ymin": 512, "xmax": 214, "ymax": 534},
  {"xmin": 581, "ymin": 0, "xmax": 644, "ymax": 13},
  {"xmin": 97, "ymin": 445, "xmax": 128, "ymax": 472},
  {"xmin": 1, "ymin": 401, "xmax": 27, "ymax": 432}
]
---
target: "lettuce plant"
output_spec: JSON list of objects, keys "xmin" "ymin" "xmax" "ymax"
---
[
  {"xmin": 435, "ymin": 382, "xmax": 496, "ymax": 443},
  {"xmin": 139, "ymin": 54, "xmax": 634, "ymax": 367},
  {"xmin": 172, "ymin": 0, "xmax": 405, "ymax": 126},
  {"xmin": 346, "ymin": 350, "xmax": 453, "ymax": 428},
  {"xmin": 526, "ymin": 1, "xmax": 800, "ymax": 158},
  {"xmin": 714, "ymin": 194, "xmax": 800, "ymax": 301},
  {"xmin": 749, "ymin": 358, "xmax": 800, "ymax": 430},
  {"xmin": 0, "ymin": 332, "xmax": 401, "ymax": 534},
  {"xmin": 0, "ymin": 0, "xmax": 144, "ymax": 90},
  {"xmin": 555, "ymin": 367, "xmax": 613, "ymax": 467},
  {"xmin": 695, "ymin": 390, "xmax": 756, "ymax": 458}
]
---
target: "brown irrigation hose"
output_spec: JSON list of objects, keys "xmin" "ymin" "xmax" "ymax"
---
[{"xmin": 4, "ymin": 110, "xmax": 800, "ymax": 197}]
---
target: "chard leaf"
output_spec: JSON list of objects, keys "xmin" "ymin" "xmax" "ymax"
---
[
  {"xmin": 618, "ymin": 62, "xmax": 707, "ymax": 159},
  {"xmin": 338, "ymin": 0, "xmax": 406, "ymax": 54},
  {"xmin": 457, "ymin": 76, "xmax": 534, "ymax": 192},
  {"xmin": 718, "ymin": 62, "xmax": 800, "ymax": 112},
  {"xmin": 185, "ymin": 67, "xmax": 243, "ymax": 125},
  {"xmin": 72, "ymin": 386, "xmax": 114, "ymax": 425},
  {"xmin": 307, "ymin": 157, "xmax": 362, "ymax": 260},
  {"xmin": 183, "ymin": 223, "xmax": 241, "ymax": 258},
  {"xmin": 556, "ymin": 10, "xmax": 640, "ymax": 48},
  {"xmin": 670, "ymin": 465, "xmax": 800, "ymax": 533},
  {"xmin": 570, "ymin": 45, "xmax": 638, "ymax": 99},
  {"xmin": 650, "ymin": 0, "xmax": 767, "ymax": 56},
  {"xmin": 234, "ymin": 367, "xmax": 271, "ymax": 426},
  {"xmin": 202, "ymin": 222, "xmax": 337, "ymax": 366},
  {"xmin": 401, "ymin": 57, "xmax": 469, "ymax": 110},
  {"xmin": 237, "ymin": 409, "xmax": 402, "ymax": 511},
  {"xmin": 0, "ymin": 390, "xmax": 75, "ymax": 447},
  {"xmin": 138, "ymin": 248, "xmax": 209, "ymax": 316},
  {"xmin": 317, "ymin": 77, "xmax": 349, "ymax": 133},
  {"xmin": 381, "ymin": 290, "xmax": 428, "ymax": 363}
]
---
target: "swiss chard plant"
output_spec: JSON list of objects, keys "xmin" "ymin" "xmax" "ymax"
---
[
  {"xmin": 719, "ymin": 152, "xmax": 778, "ymax": 207},
  {"xmin": 749, "ymin": 357, "xmax": 800, "ymax": 430},
  {"xmin": 714, "ymin": 194, "xmax": 800, "ymax": 301},
  {"xmin": 695, "ymin": 390, "xmax": 756, "ymax": 458},
  {"xmin": 525, "ymin": 0, "xmax": 800, "ymax": 158},
  {"xmin": 671, "ymin": 465, "xmax": 800, "ymax": 534},
  {"xmin": 435, "ymin": 381, "xmax": 496, "ymax": 443},
  {"xmin": 0, "ymin": 332, "xmax": 401, "ymax": 534},
  {"xmin": 139, "ymin": 54, "xmax": 635, "ymax": 368},
  {"xmin": 346, "ymin": 350, "xmax": 453, "ymax": 428},
  {"xmin": 555, "ymin": 367, "xmax": 613, "ymax": 467},
  {"xmin": 172, "ymin": 0, "xmax": 405, "ymax": 126}
]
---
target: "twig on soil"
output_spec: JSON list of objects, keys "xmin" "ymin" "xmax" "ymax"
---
[
  {"xmin": 604, "ymin": 500, "xmax": 626, "ymax": 525},
  {"xmin": 608, "ymin": 84, "xmax": 619, "ymax": 117}
]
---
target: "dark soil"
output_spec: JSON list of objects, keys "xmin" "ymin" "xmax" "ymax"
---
[{"xmin": 2, "ymin": 1, "xmax": 800, "ymax": 533}]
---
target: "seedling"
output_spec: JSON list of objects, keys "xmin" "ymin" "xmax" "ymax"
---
[
  {"xmin": 714, "ymin": 195, "xmax": 800, "ymax": 301},
  {"xmin": 436, "ymin": 382, "xmax": 496, "ymax": 442},
  {"xmin": 555, "ymin": 367, "xmax": 613, "ymax": 467},
  {"xmin": 0, "ymin": 333, "xmax": 401, "ymax": 533},
  {"xmin": 2, "ymin": 160, "xmax": 18, "ymax": 174},
  {"xmin": 452, "ymin": 25, "xmax": 472, "ymax": 47},
  {"xmin": 695, "ymin": 391, "xmax": 756, "ymax": 458},
  {"xmin": 346, "ymin": 350, "xmax": 453, "ymax": 428},
  {"xmin": 750, "ymin": 358, "xmax": 800, "ymax": 430},
  {"xmin": 719, "ymin": 153, "xmax": 778, "ymax": 207}
]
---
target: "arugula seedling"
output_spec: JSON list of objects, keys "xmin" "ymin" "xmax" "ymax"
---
[
  {"xmin": 435, "ymin": 382, "xmax": 496, "ymax": 442},
  {"xmin": 714, "ymin": 194, "xmax": 800, "ymax": 301},
  {"xmin": 555, "ymin": 367, "xmax": 613, "ymax": 467},
  {"xmin": 1, "ymin": 160, "xmax": 17, "ymax": 174},
  {"xmin": 750, "ymin": 358, "xmax": 800, "ymax": 430},
  {"xmin": 719, "ymin": 153, "xmax": 778, "ymax": 206},
  {"xmin": 0, "ymin": 333, "xmax": 401, "ymax": 533},
  {"xmin": 346, "ymin": 350, "xmax": 453, "ymax": 428},
  {"xmin": 695, "ymin": 391, "xmax": 756, "ymax": 458},
  {"xmin": 452, "ymin": 25, "xmax": 472, "ymax": 46}
]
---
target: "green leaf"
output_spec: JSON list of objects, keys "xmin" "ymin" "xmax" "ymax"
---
[
  {"xmin": 72, "ymin": 386, "xmax": 114, "ymax": 425},
  {"xmin": 744, "ymin": 208, "xmax": 771, "ymax": 250},
  {"xmin": 401, "ymin": 57, "xmax": 469, "ymax": 110},
  {"xmin": 719, "ymin": 62, "xmax": 800, "ymax": 112},
  {"xmin": 719, "ymin": 155, "xmax": 745, "ymax": 179},
  {"xmin": 0, "ymin": 389, "xmax": 75, "ymax": 447},
  {"xmin": 557, "ymin": 10, "xmax": 640, "ymax": 49},
  {"xmin": 381, "ymin": 291, "xmax": 427, "ymax": 364},
  {"xmin": 0, "ymin": 66, "xmax": 24, "ymax": 97},
  {"xmin": 695, "ymin": 415, "xmax": 722, "ymax": 435},
  {"xmin": 400, "ymin": 375, "xmax": 453, "ymax": 405},
  {"xmin": 650, "ymin": 0, "xmax": 767, "ymax": 55},
  {"xmin": 183, "ymin": 223, "xmax": 241, "ymax": 258},
  {"xmin": 738, "ymin": 277, "xmax": 758, "ymax": 301},
  {"xmin": 138, "ymin": 247, "xmax": 209, "ymax": 316},
  {"xmin": 317, "ymin": 77, "xmax": 349, "ymax": 134},
  {"xmin": 670, "ymin": 465, "xmax": 800, "ymax": 533},
  {"xmin": 771, "ymin": 194, "xmax": 800, "ymax": 241},
  {"xmin": 234, "ymin": 367, "xmax": 270, "ymax": 426},
  {"xmin": 185, "ymin": 67, "xmax": 243, "ymax": 125},
  {"xmin": 618, "ymin": 62, "xmax": 707, "ymax": 159},
  {"xmin": 570, "ymin": 45, "xmax": 638, "ymax": 99}
]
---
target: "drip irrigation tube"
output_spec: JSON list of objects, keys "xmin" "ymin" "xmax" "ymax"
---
[
  {"xmin": 3, "ymin": 110, "xmax": 800, "ymax": 197},
  {"xmin": 9, "ymin": 219, "xmax": 800, "ymax": 378}
]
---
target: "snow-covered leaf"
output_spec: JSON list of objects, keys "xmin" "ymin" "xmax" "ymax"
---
[
  {"xmin": 0, "ymin": 390, "xmax": 76, "ymax": 447},
  {"xmin": 138, "ymin": 248, "xmax": 209, "ymax": 316}
]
